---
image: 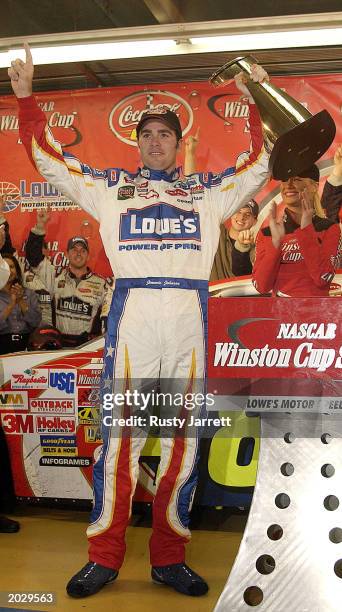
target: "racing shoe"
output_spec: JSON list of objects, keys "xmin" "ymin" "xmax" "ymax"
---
[
  {"xmin": 66, "ymin": 562, "xmax": 118, "ymax": 598},
  {"xmin": 151, "ymin": 563, "xmax": 208, "ymax": 596}
]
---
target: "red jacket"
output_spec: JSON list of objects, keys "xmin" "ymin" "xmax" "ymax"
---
[{"xmin": 253, "ymin": 210, "xmax": 341, "ymax": 297}]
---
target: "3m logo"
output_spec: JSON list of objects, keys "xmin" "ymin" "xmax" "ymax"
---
[
  {"xmin": 49, "ymin": 371, "xmax": 76, "ymax": 395},
  {"xmin": 1, "ymin": 413, "xmax": 34, "ymax": 434},
  {"xmin": 0, "ymin": 392, "xmax": 28, "ymax": 410}
]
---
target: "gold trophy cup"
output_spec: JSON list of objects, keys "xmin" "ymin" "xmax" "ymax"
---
[{"xmin": 210, "ymin": 56, "xmax": 336, "ymax": 179}]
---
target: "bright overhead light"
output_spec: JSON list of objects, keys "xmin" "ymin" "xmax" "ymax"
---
[
  {"xmin": 0, "ymin": 14, "xmax": 341, "ymax": 68},
  {"xmin": 0, "ymin": 39, "xmax": 178, "ymax": 68},
  {"xmin": 190, "ymin": 28, "xmax": 342, "ymax": 52}
]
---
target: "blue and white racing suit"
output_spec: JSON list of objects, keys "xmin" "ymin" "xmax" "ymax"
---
[{"xmin": 18, "ymin": 95, "xmax": 269, "ymax": 569}]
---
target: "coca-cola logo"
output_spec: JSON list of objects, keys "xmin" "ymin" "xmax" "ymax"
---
[{"xmin": 109, "ymin": 90, "xmax": 193, "ymax": 146}]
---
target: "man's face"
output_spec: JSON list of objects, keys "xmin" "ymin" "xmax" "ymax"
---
[
  {"xmin": 231, "ymin": 207, "xmax": 256, "ymax": 232},
  {"xmin": 137, "ymin": 120, "xmax": 180, "ymax": 173},
  {"xmin": 67, "ymin": 244, "xmax": 88, "ymax": 269},
  {"xmin": 280, "ymin": 176, "xmax": 317, "ymax": 208},
  {"xmin": 4, "ymin": 257, "xmax": 17, "ymax": 283}
]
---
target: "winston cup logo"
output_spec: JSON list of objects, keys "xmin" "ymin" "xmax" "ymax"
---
[{"xmin": 109, "ymin": 90, "xmax": 193, "ymax": 146}]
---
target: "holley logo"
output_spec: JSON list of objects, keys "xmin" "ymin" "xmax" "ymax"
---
[
  {"xmin": 11, "ymin": 369, "xmax": 48, "ymax": 389},
  {"xmin": 109, "ymin": 90, "xmax": 193, "ymax": 147}
]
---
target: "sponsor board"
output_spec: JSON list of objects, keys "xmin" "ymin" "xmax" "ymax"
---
[
  {"xmin": 40, "ymin": 435, "xmax": 78, "ymax": 456},
  {"xmin": 78, "ymin": 406, "xmax": 100, "ymax": 425},
  {"xmin": 78, "ymin": 387, "xmax": 100, "ymax": 408},
  {"xmin": 0, "ymin": 391, "xmax": 28, "ymax": 411},
  {"xmin": 49, "ymin": 370, "xmax": 76, "ymax": 395},
  {"xmin": 1, "ymin": 413, "xmax": 76, "ymax": 434},
  {"xmin": 29, "ymin": 398, "xmax": 75, "ymax": 414},
  {"xmin": 84, "ymin": 426, "xmax": 102, "ymax": 443},
  {"xmin": 39, "ymin": 456, "xmax": 92, "ymax": 467},
  {"xmin": 77, "ymin": 369, "xmax": 102, "ymax": 387},
  {"xmin": 11, "ymin": 368, "xmax": 49, "ymax": 389}
]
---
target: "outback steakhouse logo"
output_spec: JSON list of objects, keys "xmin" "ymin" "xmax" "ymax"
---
[{"xmin": 109, "ymin": 90, "xmax": 193, "ymax": 146}]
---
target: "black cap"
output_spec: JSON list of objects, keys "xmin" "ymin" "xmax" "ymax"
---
[
  {"xmin": 281, "ymin": 164, "xmax": 320, "ymax": 182},
  {"xmin": 244, "ymin": 199, "xmax": 259, "ymax": 218},
  {"xmin": 136, "ymin": 108, "xmax": 182, "ymax": 140},
  {"xmin": 298, "ymin": 164, "xmax": 320, "ymax": 182},
  {"xmin": 67, "ymin": 236, "xmax": 89, "ymax": 251}
]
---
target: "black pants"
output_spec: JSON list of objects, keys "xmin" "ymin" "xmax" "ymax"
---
[
  {"xmin": 0, "ymin": 427, "xmax": 16, "ymax": 512},
  {"xmin": 0, "ymin": 333, "xmax": 30, "ymax": 355}
]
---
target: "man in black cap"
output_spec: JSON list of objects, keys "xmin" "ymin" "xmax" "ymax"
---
[
  {"xmin": 26, "ymin": 210, "xmax": 108, "ymax": 346},
  {"xmin": 9, "ymin": 43, "xmax": 271, "ymax": 599},
  {"xmin": 253, "ymin": 165, "xmax": 341, "ymax": 297}
]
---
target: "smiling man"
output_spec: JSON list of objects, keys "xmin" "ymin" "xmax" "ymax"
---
[
  {"xmin": 253, "ymin": 165, "xmax": 341, "ymax": 297},
  {"xmin": 210, "ymin": 199, "xmax": 259, "ymax": 280},
  {"xmin": 26, "ymin": 213, "xmax": 108, "ymax": 346},
  {"xmin": 9, "ymin": 43, "xmax": 270, "ymax": 599}
]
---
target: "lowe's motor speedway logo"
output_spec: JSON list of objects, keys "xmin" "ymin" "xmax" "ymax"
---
[{"xmin": 120, "ymin": 203, "xmax": 200, "ymax": 242}]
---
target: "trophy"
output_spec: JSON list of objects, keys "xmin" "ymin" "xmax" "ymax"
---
[{"xmin": 210, "ymin": 56, "xmax": 336, "ymax": 180}]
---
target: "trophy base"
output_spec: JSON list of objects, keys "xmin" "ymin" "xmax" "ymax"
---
[{"xmin": 269, "ymin": 110, "xmax": 336, "ymax": 180}]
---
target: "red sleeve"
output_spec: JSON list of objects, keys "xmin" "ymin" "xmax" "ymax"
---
[
  {"xmin": 18, "ymin": 95, "xmax": 64, "ymax": 167},
  {"xmin": 252, "ymin": 230, "xmax": 282, "ymax": 294},
  {"xmin": 236, "ymin": 104, "xmax": 264, "ymax": 172},
  {"xmin": 295, "ymin": 222, "xmax": 342, "ymax": 288}
]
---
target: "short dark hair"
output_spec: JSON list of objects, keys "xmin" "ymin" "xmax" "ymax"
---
[{"xmin": 2, "ymin": 253, "xmax": 23, "ymax": 284}]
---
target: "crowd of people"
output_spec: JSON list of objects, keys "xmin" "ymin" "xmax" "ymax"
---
[
  {"xmin": 1, "ymin": 41, "xmax": 341, "ymax": 599},
  {"xmin": 0, "ymin": 198, "xmax": 113, "ymax": 354}
]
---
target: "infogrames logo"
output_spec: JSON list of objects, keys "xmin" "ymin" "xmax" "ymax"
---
[{"xmin": 109, "ymin": 91, "xmax": 193, "ymax": 147}]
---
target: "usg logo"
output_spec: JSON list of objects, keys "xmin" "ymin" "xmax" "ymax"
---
[
  {"xmin": 109, "ymin": 90, "xmax": 193, "ymax": 147},
  {"xmin": 49, "ymin": 370, "xmax": 76, "ymax": 394}
]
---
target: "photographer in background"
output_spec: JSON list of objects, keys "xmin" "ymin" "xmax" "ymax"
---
[{"xmin": 0, "ymin": 253, "xmax": 41, "ymax": 353}]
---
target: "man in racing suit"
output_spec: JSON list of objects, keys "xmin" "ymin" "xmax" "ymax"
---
[
  {"xmin": 26, "ymin": 210, "xmax": 108, "ymax": 345},
  {"xmin": 9, "ymin": 44, "xmax": 270, "ymax": 598}
]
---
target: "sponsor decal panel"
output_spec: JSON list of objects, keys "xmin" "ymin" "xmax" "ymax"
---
[
  {"xmin": 0, "ymin": 413, "xmax": 76, "ymax": 434},
  {"xmin": 78, "ymin": 406, "xmax": 100, "ymax": 425},
  {"xmin": 39, "ymin": 456, "xmax": 92, "ymax": 467},
  {"xmin": 49, "ymin": 370, "xmax": 76, "ymax": 395},
  {"xmin": 77, "ymin": 369, "xmax": 102, "ymax": 387},
  {"xmin": 0, "ymin": 391, "xmax": 28, "ymax": 411},
  {"xmin": 11, "ymin": 368, "xmax": 48, "ymax": 389},
  {"xmin": 118, "ymin": 185, "xmax": 135, "ymax": 200},
  {"xmin": 84, "ymin": 426, "xmax": 102, "ymax": 443},
  {"xmin": 40, "ymin": 435, "xmax": 78, "ymax": 456},
  {"xmin": 29, "ymin": 398, "xmax": 75, "ymax": 414},
  {"xmin": 78, "ymin": 387, "xmax": 100, "ymax": 408}
]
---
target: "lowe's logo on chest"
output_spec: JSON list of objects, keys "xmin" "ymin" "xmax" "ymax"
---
[{"xmin": 120, "ymin": 203, "xmax": 201, "ymax": 241}]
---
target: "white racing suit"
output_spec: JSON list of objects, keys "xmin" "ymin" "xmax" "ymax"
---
[
  {"xmin": 25, "ymin": 229, "xmax": 108, "ymax": 343},
  {"xmin": 18, "ymin": 96, "xmax": 269, "ymax": 569}
]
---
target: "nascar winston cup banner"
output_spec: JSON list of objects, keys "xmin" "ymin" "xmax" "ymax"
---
[
  {"xmin": 208, "ymin": 297, "xmax": 342, "ymax": 414},
  {"xmin": 0, "ymin": 74, "xmax": 341, "ymax": 275}
]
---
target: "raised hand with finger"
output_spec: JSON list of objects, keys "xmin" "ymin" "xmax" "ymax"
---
[{"xmin": 8, "ymin": 42, "xmax": 34, "ymax": 98}]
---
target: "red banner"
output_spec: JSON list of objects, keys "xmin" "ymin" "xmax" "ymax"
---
[
  {"xmin": 1, "ymin": 74, "xmax": 341, "ymax": 276},
  {"xmin": 208, "ymin": 296, "xmax": 342, "ymax": 407}
]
